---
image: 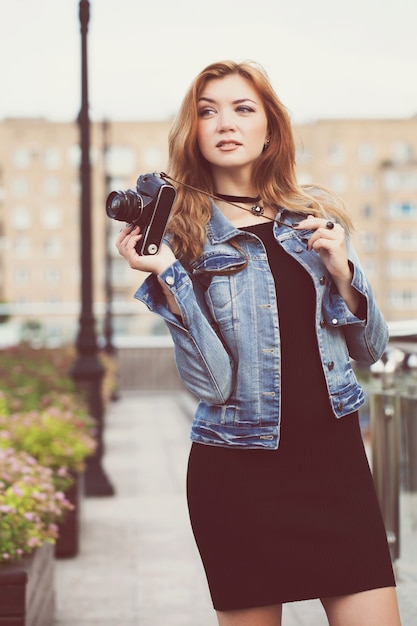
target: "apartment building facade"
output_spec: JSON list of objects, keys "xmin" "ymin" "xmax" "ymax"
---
[
  {"xmin": 293, "ymin": 118, "xmax": 417, "ymax": 322},
  {"xmin": 0, "ymin": 115, "xmax": 416, "ymax": 344}
]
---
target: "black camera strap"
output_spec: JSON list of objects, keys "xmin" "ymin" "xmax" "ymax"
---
[{"xmin": 160, "ymin": 172, "xmax": 288, "ymax": 227}]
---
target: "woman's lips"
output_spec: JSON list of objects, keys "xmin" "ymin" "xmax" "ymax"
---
[{"xmin": 216, "ymin": 141, "xmax": 242, "ymax": 150}]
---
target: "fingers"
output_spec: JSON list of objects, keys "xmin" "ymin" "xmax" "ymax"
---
[
  {"xmin": 115, "ymin": 225, "xmax": 142, "ymax": 266},
  {"xmin": 293, "ymin": 216, "xmax": 343, "ymax": 252}
]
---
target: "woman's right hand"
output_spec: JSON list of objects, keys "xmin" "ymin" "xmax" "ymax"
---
[{"xmin": 115, "ymin": 224, "xmax": 177, "ymax": 275}]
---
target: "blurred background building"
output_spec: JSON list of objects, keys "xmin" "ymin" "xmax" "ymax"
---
[{"xmin": 0, "ymin": 115, "xmax": 416, "ymax": 346}]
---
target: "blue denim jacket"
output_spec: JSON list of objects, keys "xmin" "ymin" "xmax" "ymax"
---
[{"xmin": 135, "ymin": 204, "xmax": 388, "ymax": 450}]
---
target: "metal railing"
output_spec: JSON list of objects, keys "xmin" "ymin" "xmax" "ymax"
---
[
  {"xmin": 369, "ymin": 344, "xmax": 417, "ymax": 563},
  {"xmin": 370, "ymin": 391, "xmax": 401, "ymax": 560},
  {"xmin": 115, "ymin": 336, "xmax": 185, "ymax": 392}
]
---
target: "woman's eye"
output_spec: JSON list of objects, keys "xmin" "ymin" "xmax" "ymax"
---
[
  {"xmin": 236, "ymin": 105, "xmax": 255, "ymax": 113},
  {"xmin": 198, "ymin": 108, "xmax": 216, "ymax": 118}
]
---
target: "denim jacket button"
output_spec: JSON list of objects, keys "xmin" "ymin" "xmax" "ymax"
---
[
  {"xmin": 165, "ymin": 276, "xmax": 175, "ymax": 286},
  {"xmin": 320, "ymin": 319, "xmax": 326, "ymax": 328},
  {"xmin": 327, "ymin": 361, "xmax": 335, "ymax": 370},
  {"xmin": 319, "ymin": 275, "xmax": 326, "ymax": 285},
  {"xmin": 331, "ymin": 318, "xmax": 338, "ymax": 325}
]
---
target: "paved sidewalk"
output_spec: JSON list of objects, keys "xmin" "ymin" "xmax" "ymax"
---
[{"xmin": 53, "ymin": 392, "xmax": 417, "ymax": 626}]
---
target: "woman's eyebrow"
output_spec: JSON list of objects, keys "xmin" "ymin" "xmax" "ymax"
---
[{"xmin": 197, "ymin": 97, "xmax": 258, "ymax": 105}]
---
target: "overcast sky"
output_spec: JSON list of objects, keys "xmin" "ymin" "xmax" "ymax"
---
[{"xmin": 1, "ymin": 0, "xmax": 416, "ymax": 124}]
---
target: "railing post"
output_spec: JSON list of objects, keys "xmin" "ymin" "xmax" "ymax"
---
[
  {"xmin": 401, "ymin": 395, "xmax": 417, "ymax": 492},
  {"xmin": 369, "ymin": 391, "xmax": 401, "ymax": 561}
]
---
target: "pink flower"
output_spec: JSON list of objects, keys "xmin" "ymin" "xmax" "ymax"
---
[{"xmin": 27, "ymin": 537, "xmax": 40, "ymax": 548}]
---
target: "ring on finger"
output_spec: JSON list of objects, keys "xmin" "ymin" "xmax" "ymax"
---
[{"xmin": 326, "ymin": 220, "xmax": 335, "ymax": 230}]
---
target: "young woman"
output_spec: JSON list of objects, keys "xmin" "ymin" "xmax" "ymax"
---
[{"xmin": 116, "ymin": 60, "xmax": 401, "ymax": 626}]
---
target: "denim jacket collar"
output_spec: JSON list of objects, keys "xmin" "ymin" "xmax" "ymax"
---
[{"xmin": 206, "ymin": 201, "xmax": 302, "ymax": 245}]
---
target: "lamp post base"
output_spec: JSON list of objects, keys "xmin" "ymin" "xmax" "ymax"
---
[
  {"xmin": 70, "ymin": 351, "xmax": 115, "ymax": 498},
  {"xmin": 84, "ymin": 458, "xmax": 115, "ymax": 497}
]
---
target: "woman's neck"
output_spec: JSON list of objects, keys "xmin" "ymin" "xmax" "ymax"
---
[{"xmin": 211, "ymin": 169, "xmax": 256, "ymax": 199}]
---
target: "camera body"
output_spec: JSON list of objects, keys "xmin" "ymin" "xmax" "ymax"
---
[{"xmin": 106, "ymin": 172, "xmax": 176, "ymax": 255}]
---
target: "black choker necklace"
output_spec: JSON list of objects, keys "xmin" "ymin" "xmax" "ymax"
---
[
  {"xmin": 215, "ymin": 192, "xmax": 261, "ymax": 203},
  {"xmin": 214, "ymin": 192, "xmax": 265, "ymax": 217}
]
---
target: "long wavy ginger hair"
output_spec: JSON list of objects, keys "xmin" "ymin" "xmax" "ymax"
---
[{"xmin": 166, "ymin": 60, "xmax": 353, "ymax": 263}]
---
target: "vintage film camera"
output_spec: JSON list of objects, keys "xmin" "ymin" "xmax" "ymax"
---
[{"xmin": 106, "ymin": 172, "xmax": 176, "ymax": 255}]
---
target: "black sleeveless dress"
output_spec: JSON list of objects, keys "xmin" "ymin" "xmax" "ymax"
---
[{"xmin": 186, "ymin": 221, "xmax": 395, "ymax": 611}]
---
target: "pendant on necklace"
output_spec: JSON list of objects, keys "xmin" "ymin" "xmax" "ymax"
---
[{"xmin": 251, "ymin": 204, "xmax": 265, "ymax": 216}]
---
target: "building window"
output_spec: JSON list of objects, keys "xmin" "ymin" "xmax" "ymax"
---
[
  {"xmin": 44, "ymin": 148, "xmax": 62, "ymax": 169},
  {"xmin": 357, "ymin": 143, "xmax": 374, "ymax": 163},
  {"xmin": 106, "ymin": 145, "xmax": 136, "ymax": 177},
  {"xmin": 12, "ymin": 207, "xmax": 32, "ymax": 230},
  {"xmin": 44, "ymin": 267, "xmax": 61, "ymax": 284},
  {"xmin": 12, "ymin": 178, "xmax": 30, "ymax": 196},
  {"xmin": 388, "ymin": 258, "xmax": 417, "ymax": 277},
  {"xmin": 41, "ymin": 207, "xmax": 62, "ymax": 229},
  {"xmin": 386, "ymin": 202, "xmax": 417, "ymax": 219},
  {"xmin": 112, "ymin": 258, "xmax": 135, "ymax": 285},
  {"xmin": 14, "ymin": 237, "xmax": 31, "ymax": 257},
  {"xmin": 108, "ymin": 176, "xmax": 128, "ymax": 192},
  {"xmin": 13, "ymin": 148, "xmax": 32, "ymax": 169},
  {"xmin": 362, "ymin": 259, "xmax": 376, "ymax": 278},
  {"xmin": 43, "ymin": 177, "xmax": 60, "ymax": 196},
  {"xmin": 388, "ymin": 289, "xmax": 417, "ymax": 309},
  {"xmin": 359, "ymin": 231, "xmax": 376, "ymax": 252},
  {"xmin": 44, "ymin": 237, "xmax": 62, "ymax": 257},
  {"xmin": 361, "ymin": 204, "xmax": 373, "ymax": 219},
  {"xmin": 68, "ymin": 145, "xmax": 81, "ymax": 167},
  {"xmin": 142, "ymin": 147, "xmax": 163, "ymax": 169},
  {"xmin": 328, "ymin": 143, "xmax": 345, "ymax": 165},
  {"xmin": 358, "ymin": 174, "xmax": 374, "ymax": 191},
  {"xmin": 391, "ymin": 142, "xmax": 413, "ymax": 163},
  {"xmin": 384, "ymin": 171, "xmax": 417, "ymax": 192},
  {"xmin": 328, "ymin": 173, "xmax": 347, "ymax": 193},
  {"xmin": 386, "ymin": 230, "xmax": 417, "ymax": 250},
  {"xmin": 15, "ymin": 268, "xmax": 31, "ymax": 285}
]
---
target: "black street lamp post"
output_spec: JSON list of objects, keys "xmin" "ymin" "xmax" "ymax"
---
[
  {"xmin": 102, "ymin": 119, "xmax": 116, "ymax": 357},
  {"xmin": 71, "ymin": 0, "xmax": 114, "ymax": 496},
  {"xmin": 102, "ymin": 119, "xmax": 120, "ymax": 401}
]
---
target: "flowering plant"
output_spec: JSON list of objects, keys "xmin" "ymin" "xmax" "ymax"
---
[
  {"xmin": 0, "ymin": 345, "xmax": 115, "ymax": 564},
  {"xmin": 0, "ymin": 394, "xmax": 96, "ymax": 491},
  {"xmin": 0, "ymin": 346, "xmax": 75, "ymax": 413},
  {"xmin": 0, "ymin": 447, "xmax": 72, "ymax": 563},
  {"xmin": 0, "ymin": 345, "xmax": 117, "ymax": 411}
]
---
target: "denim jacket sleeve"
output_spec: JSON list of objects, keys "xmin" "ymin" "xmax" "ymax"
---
[
  {"xmin": 134, "ymin": 260, "xmax": 235, "ymax": 405},
  {"xmin": 322, "ymin": 234, "xmax": 388, "ymax": 364}
]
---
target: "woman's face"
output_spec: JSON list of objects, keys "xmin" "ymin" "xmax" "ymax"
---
[{"xmin": 196, "ymin": 74, "xmax": 269, "ymax": 178}]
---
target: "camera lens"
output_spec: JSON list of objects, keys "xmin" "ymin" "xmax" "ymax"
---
[{"xmin": 105, "ymin": 190, "xmax": 143, "ymax": 224}]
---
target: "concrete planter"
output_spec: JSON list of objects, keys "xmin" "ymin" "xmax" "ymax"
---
[
  {"xmin": 55, "ymin": 472, "xmax": 83, "ymax": 559},
  {"xmin": 0, "ymin": 542, "xmax": 55, "ymax": 626}
]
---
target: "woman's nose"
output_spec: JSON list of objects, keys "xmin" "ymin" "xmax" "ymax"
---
[{"xmin": 217, "ymin": 113, "xmax": 236, "ymax": 132}]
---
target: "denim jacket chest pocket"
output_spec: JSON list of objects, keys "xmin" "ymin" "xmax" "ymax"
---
[
  {"xmin": 190, "ymin": 248, "xmax": 247, "ymax": 328},
  {"xmin": 190, "ymin": 246, "xmax": 247, "ymax": 274}
]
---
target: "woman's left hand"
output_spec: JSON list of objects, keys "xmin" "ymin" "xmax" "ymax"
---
[
  {"xmin": 294, "ymin": 215, "xmax": 351, "ymax": 282},
  {"xmin": 294, "ymin": 215, "xmax": 362, "ymax": 314}
]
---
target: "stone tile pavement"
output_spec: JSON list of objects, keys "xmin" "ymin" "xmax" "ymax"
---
[{"xmin": 53, "ymin": 392, "xmax": 417, "ymax": 626}]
